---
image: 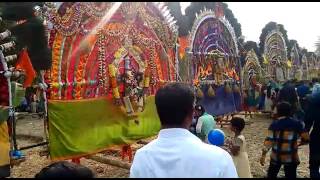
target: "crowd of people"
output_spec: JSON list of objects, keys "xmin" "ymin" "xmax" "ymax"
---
[
  {"xmin": 130, "ymin": 79, "xmax": 320, "ymax": 178},
  {"xmin": 30, "ymin": 79, "xmax": 319, "ymax": 178},
  {"xmin": 16, "ymin": 87, "xmax": 43, "ymax": 113}
]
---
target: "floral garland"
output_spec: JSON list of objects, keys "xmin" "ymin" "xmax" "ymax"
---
[
  {"xmin": 46, "ymin": 2, "xmax": 178, "ymax": 98},
  {"xmin": 84, "ymin": 2, "xmax": 114, "ymax": 19},
  {"xmin": 111, "ymin": 44, "xmax": 150, "ymax": 101},
  {"xmin": 45, "ymin": 3, "xmax": 114, "ymax": 36},
  {"xmin": 138, "ymin": 4, "xmax": 177, "ymax": 49},
  {"xmin": 74, "ymin": 51, "xmax": 88, "ymax": 100},
  {"xmin": 45, "ymin": 3, "xmax": 84, "ymax": 36},
  {"xmin": 98, "ymin": 31, "xmax": 107, "ymax": 93},
  {"xmin": 143, "ymin": 67, "xmax": 150, "ymax": 89},
  {"xmin": 48, "ymin": 29, "xmax": 57, "ymax": 49},
  {"xmin": 50, "ymin": 33, "xmax": 64, "ymax": 99},
  {"xmin": 108, "ymin": 64, "xmax": 120, "ymax": 100},
  {"xmin": 60, "ymin": 36, "xmax": 73, "ymax": 92},
  {"xmin": 129, "ymin": 29, "xmax": 159, "ymax": 82},
  {"xmin": 113, "ymin": 47, "xmax": 129, "ymax": 68}
]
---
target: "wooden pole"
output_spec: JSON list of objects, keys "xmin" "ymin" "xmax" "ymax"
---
[{"xmin": 86, "ymin": 155, "xmax": 132, "ymax": 170}]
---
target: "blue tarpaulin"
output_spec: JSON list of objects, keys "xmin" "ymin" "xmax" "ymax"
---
[{"xmin": 197, "ymin": 85, "xmax": 241, "ymax": 116}]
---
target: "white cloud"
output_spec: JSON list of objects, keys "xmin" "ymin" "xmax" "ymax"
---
[{"xmin": 179, "ymin": 2, "xmax": 320, "ymax": 51}]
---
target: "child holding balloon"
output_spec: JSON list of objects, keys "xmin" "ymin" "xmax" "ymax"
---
[
  {"xmin": 207, "ymin": 118, "xmax": 252, "ymax": 178},
  {"xmin": 207, "ymin": 129, "xmax": 225, "ymax": 147},
  {"xmin": 208, "ymin": 129, "xmax": 234, "ymax": 155}
]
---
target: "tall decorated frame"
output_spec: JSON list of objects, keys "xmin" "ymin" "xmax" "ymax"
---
[
  {"xmin": 263, "ymin": 28, "xmax": 288, "ymax": 84},
  {"xmin": 308, "ymin": 52, "xmax": 318, "ymax": 80},
  {"xmin": 44, "ymin": 2, "xmax": 178, "ymax": 161},
  {"xmin": 301, "ymin": 53, "xmax": 309, "ymax": 80},
  {"xmin": 242, "ymin": 49, "xmax": 262, "ymax": 90},
  {"xmin": 289, "ymin": 43, "xmax": 302, "ymax": 81},
  {"xmin": 317, "ymin": 56, "xmax": 320, "ymax": 78},
  {"xmin": 188, "ymin": 9, "xmax": 241, "ymax": 116}
]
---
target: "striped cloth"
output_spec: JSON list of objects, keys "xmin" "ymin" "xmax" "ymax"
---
[{"xmin": 263, "ymin": 117, "xmax": 309, "ymax": 164}]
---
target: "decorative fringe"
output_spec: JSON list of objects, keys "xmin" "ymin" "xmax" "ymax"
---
[
  {"xmin": 225, "ymin": 82, "xmax": 232, "ymax": 94},
  {"xmin": 207, "ymin": 85, "xmax": 215, "ymax": 97},
  {"xmin": 196, "ymin": 87, "xmax": 204, "ymax": 99},
  {"xmin": 233, "ymin": 84, "xmax": 240, "ymax": 93}
]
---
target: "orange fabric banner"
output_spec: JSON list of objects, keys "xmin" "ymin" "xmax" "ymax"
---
[
  {"xmin": 179, "ymin": 36, "xmax": 188, "ymax": 59},
  {"xmin": 15, "ymin": 49, "xmax": 36, "ymax": 88}
]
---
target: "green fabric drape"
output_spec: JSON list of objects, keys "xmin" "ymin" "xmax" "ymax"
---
[
  {"xmin": 0, "ymin": 107, "xmax": 9, "ymax": 124},
  {"xmin": 11, "ymin": 82, "xmax": 26, "ymax": 107},
  {"xmin": 48, "ymin": 96, "xmax": 160, "ymax": 160}
]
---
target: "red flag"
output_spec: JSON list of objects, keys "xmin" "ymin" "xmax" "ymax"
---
[{"xmin": 15, "ymin": 49, "xmax": 36, "ymax": 88}]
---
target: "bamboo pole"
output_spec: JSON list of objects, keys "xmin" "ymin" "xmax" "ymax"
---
[{"xmin": 86, "ymin": 155, "xmax": 132, "ymax": 170}]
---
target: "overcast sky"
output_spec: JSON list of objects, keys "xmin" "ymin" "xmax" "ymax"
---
[{"xmin": 180, "ymin": 2, "xmax": 320, "ymax": 51}]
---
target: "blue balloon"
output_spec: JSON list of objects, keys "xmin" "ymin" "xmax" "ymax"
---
[{"xmin": 208, "ymin": 129, "xmax": 225, "ymax": 146}]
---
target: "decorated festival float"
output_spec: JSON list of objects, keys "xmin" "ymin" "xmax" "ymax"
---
[
  {"xmin": 43, "ymin": 2, "xmax": 178, "ymax": 162},
  {"xmin": 0, "ymin": 2, "xmax": 51, "ymax": 177},
  {"xmin": 288, "ymin": 42, "xmax": 303, "ymax": 81},
  {"xmin": 301, "ymin": 52, "xmax": 309, "ymax": 81},
  {"xmin": 307, "ymin": 52, "xmax": 318, "ymax": 80},
  {"xmin": 317, "ymin": 56, "xmax": 320, "ymax": 78},
  {"xmin": 187, "ymin": 5, "xmax": 241, "ymax": 116},
  {"xmin": 241, "ymin": 49, "xmax": 263, "ymax": 108},
  {"xmin": 261, "ymin": 25, "xmax": 288, "ymax": 87}
]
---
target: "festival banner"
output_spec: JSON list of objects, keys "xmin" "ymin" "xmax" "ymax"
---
[{"xmin": 48, "ymin": 96, "xmax": 160, "ymax": 160}]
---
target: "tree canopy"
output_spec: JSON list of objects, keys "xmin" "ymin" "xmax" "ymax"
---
[
  {"xmin": 288, "ymin": 39, "xmax": 300, "ymax": 52},
  {"xmin": 0, "ymin": 2, "xmax": 51, "ymax": 71},
  {"xmin": 167, "ymin": 2, "xmax": 242, "ymax": 38}
]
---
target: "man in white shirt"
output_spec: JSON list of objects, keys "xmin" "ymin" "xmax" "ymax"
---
[{"xmin": 130, "ymin": 83, "xmax": 238, "ymax": 178}]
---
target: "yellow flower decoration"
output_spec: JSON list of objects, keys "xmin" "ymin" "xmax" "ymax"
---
[
  {"xmin": 287, "ymin": 60, "xmax": 292, "ymax": 68},
  {"xmin": 263, "ymin": 55, "xmax": 268, "ymax": 64}
]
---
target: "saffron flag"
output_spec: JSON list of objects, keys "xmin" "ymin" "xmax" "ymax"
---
[{"xmin": 15, "ymin": 49, "xmax": 36, "ymax": 88}]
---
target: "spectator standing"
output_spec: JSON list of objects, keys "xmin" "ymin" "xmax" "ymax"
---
[{"xmin": 130, "ymin": 83, "xmax": 238, "ymax": 178}]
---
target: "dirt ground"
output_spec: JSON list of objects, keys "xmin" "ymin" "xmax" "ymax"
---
[{"xmin": 10, "ymin": 113, "xmax": 310, "ymax": 178}]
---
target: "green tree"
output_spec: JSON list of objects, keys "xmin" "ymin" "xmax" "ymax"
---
[{"xmin": 167, "ymin": 2, "xmax": 189, "ymax": 36}]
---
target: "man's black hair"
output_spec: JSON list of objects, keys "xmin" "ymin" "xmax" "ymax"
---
[
  {"xmin": 267, "ymin": 85, "xmax": 272, "ymax": 98},
  {"xmin": 35, "ymin": 161, "xmax": 94, "ymax": 178},
  {"xmin": 276, "ymin": 101, "xmax": 292, "ymax": 117},
  {"xmin": 195, "ymin": 104, "xmax": 205, "ymax": 116},
  {"xmin": 230, "ymin": 117, "xmax": 245, "ymax": 132},
  {"xmin": 278, "ymin": 85, "xmax": 298, "ymax": 107},
  {"xmin": 155, "ymin": 83, "xmax": 195, "ymax": 126}
]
